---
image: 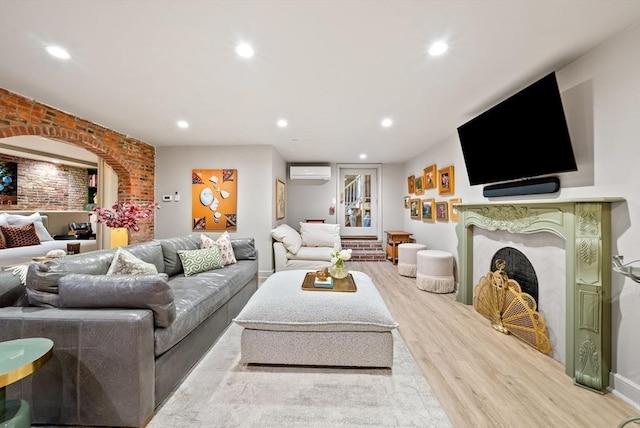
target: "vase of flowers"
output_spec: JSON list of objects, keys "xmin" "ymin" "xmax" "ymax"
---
[
  {"xmin": 329, "ymin": 244, "xmax": 352, "ymax": 279},
  {"xmin": 92, "ymin": 200, "xmax": 159, "ymax": 247}
]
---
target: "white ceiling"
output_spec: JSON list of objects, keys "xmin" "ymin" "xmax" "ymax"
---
[{"xmin": 0, "ymin": 1, "xmax": 638, "ymax": 165}]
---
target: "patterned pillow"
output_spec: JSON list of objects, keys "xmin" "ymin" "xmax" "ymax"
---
[
  {"xmin": 216, "ymin": 231, "xmax": 237, "ymax": 265},
  {"xmin": 200, "ymin": 233, "xmax": 215, "ymax": 249},
  {"xmin": 0, "ymin": 223, "xmax": 41, "ymax": 248},
  {"xmin": 177, "ymin": 247, "xmax": 224, "ymax": 277},
  {"xmin": 107, "ymin": 247, "xmax": 159, "ymax": 275}
]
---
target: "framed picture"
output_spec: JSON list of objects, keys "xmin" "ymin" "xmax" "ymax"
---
[
  {"xmin": 0, "ymin": 161, "xmax": 17, "ymax": 205},
  {"xmin": 415, "ymin": 175, "xmax": 424, "ymax": 195},
  {"xmin": 409, "ymin": 198, "xmax": 420, "ymax": 219},
  {"xmin": 449, "ymin": 197, "xmax": 461, "ymax": 222},
  {"xmin": 423, "ymin": 164, "xmax": 437, "ymax": 189},
  {"xmin": 404, "ymin": 196, "xmax": 410, "ymax": 209},
  {"xmin": 421, "ymin": 198, "xmax": 435, "ymax": 222},
  {"xmin": 436, "ymin": 201, "xmax": 449, "ymax": 221},
  {"xmin": 192, "ymin": 169, "xmax": 237, "ymax": 230},
  {"xmin": 407, "ymin": 175, "xmax": 415, "ymax": 194},
  {"xmin": 438, "ymin": 165, "xmax": 455, "ymax": 195},
  {"xmin": 275, "ymin": 178, "xmax": 286, "ymax": 220}
]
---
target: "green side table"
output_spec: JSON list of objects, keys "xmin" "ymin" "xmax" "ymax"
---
[{"xmin": 0, "ymin": 338, "xmax": 54, "ymax": 428}]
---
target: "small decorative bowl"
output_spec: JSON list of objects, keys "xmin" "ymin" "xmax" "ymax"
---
[{"xmin": 315, "ymin": 268, "xmax": 330, "ymax": 280}]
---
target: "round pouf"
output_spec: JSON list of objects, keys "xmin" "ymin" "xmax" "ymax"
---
[
  {"xmin": 397, "ymin": 243, "xmax": 427, "ymax": 277},
  {"xmin": 416, "ymin": 250, "xmax": 455, "ymax": 293}
]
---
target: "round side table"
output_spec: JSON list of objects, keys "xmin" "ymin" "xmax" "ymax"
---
[{"xmin": 0, "ymin": 338, "xmax": 54, "ymax": 428}]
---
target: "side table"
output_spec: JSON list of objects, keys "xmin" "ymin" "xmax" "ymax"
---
[
  {"xmin": 384, "ymin": 230, "xmax": 414, "ymax": 264},
  {"xmin": 0, "ymin": 338, "xmax": 54, "ymax": 428}
]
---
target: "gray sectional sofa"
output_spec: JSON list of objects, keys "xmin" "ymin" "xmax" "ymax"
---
[{"xmin": 0, "ymin": 234, "xmax": 258, "ymax": 427}]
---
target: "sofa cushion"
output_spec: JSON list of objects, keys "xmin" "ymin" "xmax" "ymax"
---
[
  {"xmin": 107, "ymin": 247, "xmax": 159, "ymax": 275},
  {"xmin": 159, "ymin": 235, "xmax": 201, "ymax": 276},
  {"xmin": 287, "ymin": 246, "xmax": 333, "ymax": 261},
  {"xmin": 177, "ymin": 247, "xmax": 224, "ymax": 276},
  {"xmin": 271, "ymin": 223, "xmax": 302, "ymax": 254},
  {"xmin": 58, "ymin": 273, "xmax": 176, "ymax": 327},
  {"xmin": 0, "ymin": 223, "xmax": 41, "ymax": 248},
  {"xmin": 299, "ymin": 222, "xmax": 341, "ymax": 248},
  {"xmin": 4, "ymin": 212, "xmax": 54, "ymax": 242},
  {"xmin": 231, "ymin": 238, "xmax": 256, "ymax": 260}
]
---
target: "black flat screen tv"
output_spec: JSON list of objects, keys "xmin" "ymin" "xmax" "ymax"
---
[{"xmin": 457, "ymin": 72, "xmax": 577, "ymax": 186}]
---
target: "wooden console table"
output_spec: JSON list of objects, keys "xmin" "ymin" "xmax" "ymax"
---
[{"xmin": 384, "ymin": 231, "xmax": 414, "ymax": 264}]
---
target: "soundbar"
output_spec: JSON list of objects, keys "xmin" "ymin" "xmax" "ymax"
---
[{"xmin": 483, "ymin": 176, "xmax": 560, "ymax": 198}]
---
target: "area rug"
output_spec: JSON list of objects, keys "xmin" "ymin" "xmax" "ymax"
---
[{"xmin": 148, "ymin": 323, "xmax": 452, "ymax": 428}]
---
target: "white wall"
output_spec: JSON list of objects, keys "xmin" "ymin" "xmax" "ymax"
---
[
  {"xmin": 155, "ymin": 145, "xmax": 278, "ymax": 277},
  {"xmin": 402, "ymin": 23, "xmax": 640, "ymax": 407}
]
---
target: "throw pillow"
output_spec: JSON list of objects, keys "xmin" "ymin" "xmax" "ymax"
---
[
  {"xmin": 270, "ymin": 223, "xmax": 303, "ymax": 254},
  {"xmin": 0, "ymin": 213, "xmax": 8, "ymax": 248},
  {"xmin": 6, "ymin": 212, "xmax": 54, "ymax": 242},
  {"xmin": 216, "ymin": 231, "xmax": 237, "ymax": 265},
  {"xmin": 177, "ymin": 247, "xmax": 224, "ymax": 276},
  {"xmin": 107, "ymin": 247, "xmax": 159, "ymax": 275},
  {"xmin": 299, "ymin": 222, "xmax": 341, "ymax": 248},
  {"xmin": 0, "ymin": 223, "xmax": 41, "ymax": 248},
  {"xmin": 200, "ymin": 233, "xmax": 216, "ymax": 249}
]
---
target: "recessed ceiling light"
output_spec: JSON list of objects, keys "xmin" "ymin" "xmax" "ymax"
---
[
  {"xmin": 277, "ymin": 119, "xmax": 288, "ymax": 128},
  {"xmin": 359, "ymin": 154, "xmax": 367, "ymax": 159},
  {"xmin": 428, "ymin": 41, "xmax": 449, "ymax": 56},
  {"xmin": 177, "ymin": 120, "xmax": 189, "ymax": 129},
  {"xmin": 381, "ymin": 118, "xmax": 393, "ymax": 128},
  {"xmin": 235, "ymin": 43, "xmax": 255, "ymax": 58},
  {"xmin": 45, "ymin": 45, "xmax": 71, "ymax": 60}
]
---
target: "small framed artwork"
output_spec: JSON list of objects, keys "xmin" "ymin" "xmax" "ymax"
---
[
  {"xmin": 421, "ymin": 198, "xmax": 435, "ymax": 222},
  {"xmin": 404, "ymin": 196, "xmax": 410, "ymax": 209},
  {"xmin": 275, "ymin": 178, "xmax": 286, "ymax": 220},
  {"xmin": 423, "ymin": 164, "xmax": 437, "ymax": 190},
  {"xmin": 407, "ymin": 175, "xmax": 415, "ymax": 194},
  {"xmin": 415, "ymin": 175, "xmax": 424, "ymax": 195},
  {"xmin": 438, "ymin": 165, "xmax": 455, "ymax": 195},
  {"xmin": 409, "ymin": 198, "xmax": 420, "ymax": 219},
  {"xmin": 436, "ymin": 201, "xmax": 449, "ymax": 221},
  {"xmin": 449, "ymin": 197, "xmax": 461, "ymax": 222}
]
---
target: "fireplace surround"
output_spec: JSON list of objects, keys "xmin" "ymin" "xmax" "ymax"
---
[{"xmin": 455, "ymin": 198, "xmax": 622, "ymax": 393}]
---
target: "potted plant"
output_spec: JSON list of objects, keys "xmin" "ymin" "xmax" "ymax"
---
[{"xmin": 92, "ymin": 200, "xmax": 159, "ymax": 247}]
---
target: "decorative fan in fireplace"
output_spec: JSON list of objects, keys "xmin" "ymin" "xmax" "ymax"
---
[{"xmin": 473, "ymin": 260, "xmax": 551, "ymax": 354}]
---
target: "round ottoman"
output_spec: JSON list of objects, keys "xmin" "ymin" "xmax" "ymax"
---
[
  {"xmin": 397, "ymin": 243, "xmax": 427, "ymax": 277},
  {"xmin": 416, "ymin": 250, "xmax": 456, "ymax": 293}
]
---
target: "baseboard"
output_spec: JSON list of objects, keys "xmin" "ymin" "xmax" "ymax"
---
[{"xmin": 609, "ymin": 372, "xmax": 640, "ymax": 410}]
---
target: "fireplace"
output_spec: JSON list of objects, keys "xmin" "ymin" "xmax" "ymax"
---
[{"xmin": 455, "ymin": 199, "xmax": 622, "ymax": 393}]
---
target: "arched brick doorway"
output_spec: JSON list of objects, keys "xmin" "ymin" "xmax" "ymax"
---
[{"xmin": 0, "ymin": 88, "xmax": 155, "ymax": 243}]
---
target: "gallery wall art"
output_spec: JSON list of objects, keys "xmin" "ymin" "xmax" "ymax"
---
[
  {"xmin": 0, "ymin": 161, "xmax": 17, "ymax": 205},
  {"xmin": 192, "ymin": 169, "xmax": 237, "ymax": 231}
]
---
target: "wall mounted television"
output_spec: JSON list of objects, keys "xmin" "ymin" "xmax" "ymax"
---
[{"xmin": 457, "ymin": 72, "xmax": 577, "ymax": 189}]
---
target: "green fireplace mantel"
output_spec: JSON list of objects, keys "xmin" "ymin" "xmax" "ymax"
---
[{"xmin": 455, "ymin": 198, "xmax": 624, "ymax": 393}]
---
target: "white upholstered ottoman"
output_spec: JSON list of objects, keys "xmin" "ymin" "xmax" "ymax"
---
[
  {"xmin": 233, "ymin": 270, "xmax": 398, "ymax": 367},
  {"xmin": 397, "ymin": 243, "xmax": 427, "ymax": 277},
  {"xmin": 416, "ymin": 250, "xmax": 456, "ymax": 293}
]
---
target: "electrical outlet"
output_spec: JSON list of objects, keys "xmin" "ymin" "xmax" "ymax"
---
[{"xmin": 162, "ymin": 195, "xmax": 172, "ymax": 202}]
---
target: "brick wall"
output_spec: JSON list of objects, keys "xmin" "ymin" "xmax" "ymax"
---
[
  {"xmin": 0, "ymin": 153, "xmax": 88, "ymax": 210},
  {"xmin": 0, "ymin": 88, "xmax": 156, "ymax": 243}
]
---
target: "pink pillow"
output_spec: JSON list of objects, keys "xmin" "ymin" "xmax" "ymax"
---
[{"xmin": 216, "ymin": 231, "xmax": 237, "ymax": 265}]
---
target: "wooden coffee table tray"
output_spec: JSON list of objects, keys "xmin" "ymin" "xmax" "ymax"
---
[{"xmin": 301, "ymin": 272, "xmax": 357, "ymax": 292}]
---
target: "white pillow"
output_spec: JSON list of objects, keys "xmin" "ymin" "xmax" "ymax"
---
[
  {"xmin": 107, "ymin": 247, "xmax": 159, "ymax": 275},
  {"xmin": 299, "ymin": 222, "xmax": 341, "ymax": 248},
  {"xmin": 6, "ymin": 212, "xmax": 54, "ymax": 242},
  {"xmin": 270, "ymin": 223, "xmax": 302, "ymax": 254}
]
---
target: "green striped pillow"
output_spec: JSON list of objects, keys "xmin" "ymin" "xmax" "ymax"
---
[{"xmin": 177, "ymin": 247, "xmax": 224, "ymax": 277}]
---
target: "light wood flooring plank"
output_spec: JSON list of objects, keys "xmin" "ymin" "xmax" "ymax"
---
[{"xmin": 347, "ymin": 261, "xmax": 638, "ymax": 428}]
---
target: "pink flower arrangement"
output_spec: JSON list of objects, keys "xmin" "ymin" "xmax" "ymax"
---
[{"xmin": 92, "ymin": 200, "xmax": 159, "ymax": 231}]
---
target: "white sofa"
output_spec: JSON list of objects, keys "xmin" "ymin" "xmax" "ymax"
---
[
  {"xmin": 0, "ymin": 212, "xmax": 97, "ymax": 269},
  {"xmin": 271, "ymin": 222, "xmax": 341, "ymax": 272}
]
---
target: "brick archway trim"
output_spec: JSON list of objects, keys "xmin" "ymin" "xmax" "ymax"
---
[{"xmin": 0, "ymin": 88, "xmax": 156, "ymax": 243}]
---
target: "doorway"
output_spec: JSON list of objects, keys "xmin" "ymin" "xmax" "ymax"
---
[{"xmin": 337, "ymin": 165, "xmax": 380, "ymax": 238}]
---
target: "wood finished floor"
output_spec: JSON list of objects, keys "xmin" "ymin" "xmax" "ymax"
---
[{"xmin": 346, "ymin": 261, "xmax": 638, "ymax": 428}]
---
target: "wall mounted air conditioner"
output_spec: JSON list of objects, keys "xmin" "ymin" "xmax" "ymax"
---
[{"xmin": 289, "ymin": 165, "xmax": 331, "ymax": 180}]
